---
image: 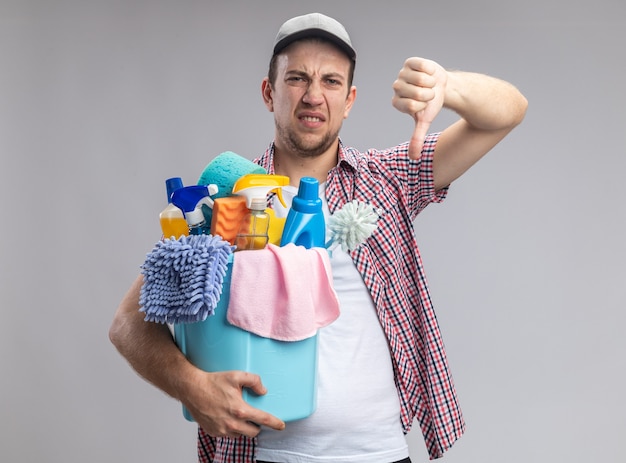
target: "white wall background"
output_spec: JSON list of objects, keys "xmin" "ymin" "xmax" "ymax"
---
[{"xmin": 1, "ymin": 1, "xmax": 625, "ymax": 462}]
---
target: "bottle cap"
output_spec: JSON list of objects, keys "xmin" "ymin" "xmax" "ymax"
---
[
  {"xmin": 292, "ymin": 177, "xmax": 322, "ymax": 213},
  {"xmin": 249, "ymin": 197, "xmax": 267, "ymax": 211},
  {"xmin": 165, "ymin": 177, "xmax": 184, "ymax": 203}
]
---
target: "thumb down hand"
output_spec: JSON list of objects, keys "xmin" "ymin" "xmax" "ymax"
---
[{"xmin": 392, "ymin": 57, "xmax": 447, "ymax": 160}]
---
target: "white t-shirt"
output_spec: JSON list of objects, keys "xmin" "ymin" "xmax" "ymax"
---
[{"xmin": 256, "ymin": 185, "xmax": 408, "ymax": 463}]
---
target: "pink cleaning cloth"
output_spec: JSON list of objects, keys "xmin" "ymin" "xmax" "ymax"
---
[{"xmin": 227, "ymin": 243, "xmax": 340, "ymax": 341}]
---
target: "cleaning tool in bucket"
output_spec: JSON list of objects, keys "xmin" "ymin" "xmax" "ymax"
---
[
  {"xmin": 209, "ymin": 174, "xmax": 291, "ymax": 246},
  {"xmin": 231, "ymin": 173, "xmax": 291, "ymax": 247},
  {"xmin": 139, "ymin": 234, "xmax": 234, "ymax": 324},
  {"xmin": 280, "ymin": 177, "xmax": 326, "ymax": 248},
  {"xmin": 266, "ymin": 208, "xmax": 287, "ymax": 246},
  {"xmin": 210, "ymin": 196, "xmax": 248, "ymax": 245},
  {"xmin": 197, "ymin": 151, "xmax": 267, "ymax": 198},
  {"xmin": 159, "ymin": 177, "xmax": 189, "ymax": 240},
  {"xmin": 231, "ymin": 174, "xmax": 290, "ymax": 209},
  {"xmin": 171, "ymin": 185, "xmax": 218, "ymax": 235},
  {"xmin": 234, "ymin": 197, "xmax": 271, "ymax": 251},
  {"xmin": 325, "ymin": 199, "xmax": 380, "ymax": 252},
  {"xmin": 227, "ymin": 243, "xmax": 339, "ymax": 341},
  {"xmin": 197, "ymin": 151, "xmax": 267, "ymax": 225}
]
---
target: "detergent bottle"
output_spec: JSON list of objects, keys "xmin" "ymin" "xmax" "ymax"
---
[
  {"xmin": 159, "ymin": 177, "xmax": 189, "ymax": 239},
  {"xmin": 280, "ymin": 177, "xmax": 325, "ymax": 248},
  {"xmin": 171, "ymin": 184, "xmax": 219, "ymax": 235},
  {"xmin": 232, "ymin": 174, "xmax": 290, "ymax": 247}
]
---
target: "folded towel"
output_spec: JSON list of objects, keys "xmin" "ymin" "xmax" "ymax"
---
[
  {"xmin": 139, "ymin": 234, "xmax": 233, "ymax": 324},
  {"xmin": 227, "ymin": 243, "xmax": 340, "ymax": 341}
]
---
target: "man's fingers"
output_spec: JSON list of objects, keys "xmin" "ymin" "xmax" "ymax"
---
[
  {"xmin": 231, "ymin": 371, "xmax": 286, "ymax": 432},
  {"xmin": 235, "ymin": 371, "xmax": 267, "ymax": 395},
  {"xmin": 393, "ymin": 57, "xmax": 447, "ymax": 160},
  {"xmin": 184, "ymin": 370, "xmax": 285, "ymax": 438}
]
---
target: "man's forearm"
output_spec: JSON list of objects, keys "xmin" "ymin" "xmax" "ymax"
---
[
  {"xmin": 444, "ymin": 70, "xmax": 528, "ymax": 131},
  {"xmin": 109, "ymin": 274, "xmax": 196, "ymax": 401}
]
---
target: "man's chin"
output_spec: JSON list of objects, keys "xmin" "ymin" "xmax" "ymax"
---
[{"xmin": 291, "ymin": 135, "xmax": 336, "ymax": 158}]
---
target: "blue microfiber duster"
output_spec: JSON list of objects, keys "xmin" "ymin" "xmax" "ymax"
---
[{"xmin": 139, "ymin": 234, "xmax": 234, "ymax": 324}]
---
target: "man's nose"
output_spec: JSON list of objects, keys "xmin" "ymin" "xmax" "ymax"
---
[{"xmin": 302, "ymin": 81, "xmax": 324, "ymax": 105}]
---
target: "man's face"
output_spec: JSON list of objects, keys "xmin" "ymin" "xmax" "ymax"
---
[{"xmin": 263, "ymin": 40, "xmax": 356, "ymax": 158}]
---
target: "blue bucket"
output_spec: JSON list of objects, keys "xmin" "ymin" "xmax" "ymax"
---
[{"xmin": 174, "ymin": 256, "xmax": 318, "ymax": 422}]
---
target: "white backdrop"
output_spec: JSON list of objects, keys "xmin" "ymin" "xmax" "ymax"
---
[{"xmin": 1, "ymin": 1, "xmax": 625, "ymax": 462}]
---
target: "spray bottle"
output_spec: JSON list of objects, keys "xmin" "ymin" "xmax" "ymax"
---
[
  {"xmin": 171, "ymin": 184, "xmax": 219, "ymax": 235},
  {"xmin": 159, "ymin": 177, "xmax": 189, "ymax": 239},
  {"xmin": 234, "ymin": 197, "xmax": 270, "ymax": 250},
  {"xmin": 280, "ymin": 177, "xmax": 325, "ymax": 248},
  {"xmin": 231, "ymin": 174, "xmax": 290, "ymax": 249}
]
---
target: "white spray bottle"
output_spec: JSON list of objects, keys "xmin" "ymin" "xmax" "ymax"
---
[{"xmin": 231, "ymin": 174, "xmax": 290, "ymax": 248}]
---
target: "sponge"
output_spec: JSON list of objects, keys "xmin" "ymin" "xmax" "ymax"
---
[
  {"xmin": 210, "ymin": 196, "xmax": 248, "ymax": 245},
  {"xmin": 198, "ymin": 151, "xmax": 266, "ymax": 199}
]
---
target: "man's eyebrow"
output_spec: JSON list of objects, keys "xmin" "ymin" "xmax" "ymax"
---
[
  {"xmin": 323, "ymin": 72, "xmax": 345, "ymax": 80},
  {"xmin": 285, "ymin": 69, "xmax": 345, "ymax": 79}
]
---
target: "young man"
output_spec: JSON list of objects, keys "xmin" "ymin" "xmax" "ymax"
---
[{"xmin": 110, "ymin": 12, "xmax": 527, "ymax": 463}]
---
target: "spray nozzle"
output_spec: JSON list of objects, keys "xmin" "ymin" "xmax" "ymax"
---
[
  {"xmin": 231, "ymin": 174, "xmax": 290, "ymax": 209},
  {"xmin": 171, "ymin": 184, "xmax": 219, "ymax": 227}
]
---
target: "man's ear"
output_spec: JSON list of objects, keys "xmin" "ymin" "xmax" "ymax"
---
[
  {"xmin": 343, "ymin": 85, "xmax": 357, "ymax": 119},
  {"xmin": 261, "ymin": 77, "xmax": 274, "ymax": 112}
]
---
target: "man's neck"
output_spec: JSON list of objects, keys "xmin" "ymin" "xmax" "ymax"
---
[{"xmin": 273, "ymin": 141, "xmax": 339, "ymax": 187}]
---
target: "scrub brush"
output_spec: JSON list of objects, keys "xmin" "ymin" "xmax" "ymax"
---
[
  {"xmin": 139, "ymin": 234, "xmax": 234, "ymax": 324},
  {"xmin": 326, "ymin": 200, "xmax": 379, "ymax": 253}
]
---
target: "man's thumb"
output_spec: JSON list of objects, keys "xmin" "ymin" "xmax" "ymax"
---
[{"xmin": 409, "ymin": 116, "xmax": 430, "ymax": 160}]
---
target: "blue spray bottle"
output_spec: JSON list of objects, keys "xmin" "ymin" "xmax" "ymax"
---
[
  {"xmin": 171, "ymin": 184, "xmax": 219, "ymax": 235},
  {"xmin": 280, "ymin": 177, "xmax": 326, "ymax": 248}
]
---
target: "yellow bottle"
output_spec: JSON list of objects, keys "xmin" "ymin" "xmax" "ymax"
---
[
  {"xmin": 159, "ymin": 177, "xmax": 189, "ymax": 240},
  {"xmin": 160, "ymin": 203, "xmax": 189, "ymax": 239},
  {"xmin": 267, "ymin": 208, "xmax": 286, "ymax": 245}
]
